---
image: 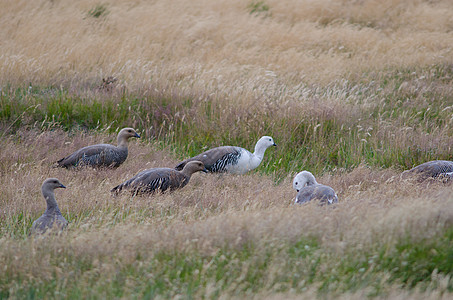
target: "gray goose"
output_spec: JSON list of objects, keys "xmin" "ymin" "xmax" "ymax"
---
[
  {"xmin": 401, "ymin": 160, "xmax": 453, "ymax": 182},
  {"xmin": 293, "ymin": 171, "xmax": 338, "ymax": 205},
  {"xmin": 31, "ymin": 178, "xmax": 68, "ymax": 235},
  {"xmin": 111, "ymin": 161, "xmax": 208, "ymax": 195},
  {"xmin": 57, "ymin": 128, "xmax": 140, "ymax": 168},
  {"xmin": 175, "ymin": 136, "xmax": 276, "ymax": 174}
]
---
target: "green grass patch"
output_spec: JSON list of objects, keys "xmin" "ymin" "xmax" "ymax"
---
[
  {"xmin": 87, "ymin": 4, "xmax": 109, "ymax": 19},
  {"xmin": 1, "ymin": 64, "xmax": 452, "ymax": 178},
  {"xmin": 1, "ymin": 229, "xmax": 452, "ymax": 298},
  {"xmin": 248, "ymin": 0, "xmax": 270, "ymax": 16}
]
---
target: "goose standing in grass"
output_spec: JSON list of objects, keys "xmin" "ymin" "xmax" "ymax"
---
[
  {"xmin": 175, "ymin": 136, "xmax": 277, "ymax": 174},
  {"xmin": 31, "ymin": 178, "xmax": 68, "ymax": 235},
  {"xmin": 111, "ymin": 161, "xmax": 208, "ymax": 195},
  {"xmin": 56, "ymin": 127, "xmax": 140, "ymax": 168},
  {"xmin": 401, "ymin": 160, "xmax": 453, "ymax": 182},
  {"xmin": 293, "ymin": 171, "xmax": 338, "ymax": 205}
]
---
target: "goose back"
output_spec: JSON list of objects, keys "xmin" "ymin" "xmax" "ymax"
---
[
  {"xmin": 175, "ymin": 146, "xmax": 242, "ymax": 173},
  {"xmin": 403, "ymin": 160, "xmax": 453, "ymax": 181},
  {"xmin": 57, "ymin": 144, "xmax": 128, "ymax": 168},
  {"xmin": 112, "ymin": 168, "xmax": 189, "ymax": 195},
  {"xmin": 296, "ymin": 184, "xmax": 338, "ymax": 205},
  {"xmin": 112, "ymin": 161, "xmax": 207, "ymax": 195},
  {"xmin": 32, "ymin": 214, "xmax": 68, "ymax": 235}
]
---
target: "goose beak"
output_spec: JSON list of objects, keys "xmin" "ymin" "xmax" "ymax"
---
[
  {"xmin": 273, "ymin": 142, "xmax": 277, "ymax": 147},
  {"xmin": 201, "ymin": 168, "xmax": 208, "ymax": 173},
  {"xmin": 59, "ymin": 184, "xmax": 66, "ymax": 189},
  {"xmin": 134, "ymin": 132, "xmax": 141, "ymax": 138}
]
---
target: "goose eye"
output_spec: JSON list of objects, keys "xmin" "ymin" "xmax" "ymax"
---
[
  {"xmin": 269, "ymin": 138, "xmax": 271, "ymax": 141},
  {"xmin": 295, "ymin": 182, "xmax": 298, "ymax": 185}
]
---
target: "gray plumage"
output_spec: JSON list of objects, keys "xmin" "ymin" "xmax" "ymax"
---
[
  {"xmin": 402, "ymin": 160, "xmax": 453, "ymax": 182},
  {"xmin": 175, "ymin": 136, "xmax": 277, "ymax": 174},
  {"xmin": 111, "ymin": 161, "xmax": 208, "ymax": 195},
  {"xmin": 57, "ymin": 127, "xmax": 140, "ymax": 168},
  {"xmin": 31, "ymin": 178, "xmax": 68, "ymax": 235},
  {"xmin": 293, "ymin": 171, "xmax": 338, "ymax": 205}
]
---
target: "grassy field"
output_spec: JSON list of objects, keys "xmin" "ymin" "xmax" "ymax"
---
[{"xmin": 1, "ymin": 0, "xmax": 453, "ymax": 298}]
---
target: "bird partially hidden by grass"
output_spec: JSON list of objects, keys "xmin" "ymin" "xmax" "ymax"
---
[
  {"xmin": 401, "ymin": 160, "xmax": 453, "ymax": 182},
  {"xmin": 293, "ymin": 171, "xmax": 338, "ymax": 205},
  {"xmin": 31, "ymin": 178, "xmax": 67, "ymax": 235},
  {"xmin": 111, "ymin": 161, "xmax": 208, "ymax": 196}
]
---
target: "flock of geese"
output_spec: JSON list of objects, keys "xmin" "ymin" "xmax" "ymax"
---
[{"xmin": 31, "ymin": 127, "xmax": 453, "ymax": 234}]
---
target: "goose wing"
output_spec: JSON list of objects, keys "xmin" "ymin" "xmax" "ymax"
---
[
  {"xmin": 175, "ymin": 146, "xmax": 241, "ymax": 172},
  {"xmin": 296, "ymin": 185, "xmax": 338, "ymax": 205},
  {"xmin": 112, "ymin": 168, "xmax": 187, "ymax": 195},
  {"xmin": 57, "ymin": 144, "xmax": 124, "ymax": 168},
  {"xmin": 405, "ymin": 160, "xmax": 453, "ymax": 180}
]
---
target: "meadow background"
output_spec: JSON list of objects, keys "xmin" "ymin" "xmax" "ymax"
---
[{"xmin": 1, "ymin": 0, "xmax": 453, "ymax": 298}]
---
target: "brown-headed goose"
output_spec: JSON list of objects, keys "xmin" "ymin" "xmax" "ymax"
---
[
  {"xmin": 111, "ymin": 161, "xmax": 208, "ymax": 195},
  {"xmin": 175, "ymin": 136, "xmax": 276, "ymax": 174},
  {"xmin": 57, "ymin": 127, "xmax": 140, "ymax": 168}
]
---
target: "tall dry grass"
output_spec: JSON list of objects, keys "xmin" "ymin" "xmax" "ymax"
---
[
  {"xmin": 1, "ymin": 0, "xmax": 452, "ymax": 105},
  {"xmin": 1, "ymin": 130, "xmax": 452, "ymax": 297}
]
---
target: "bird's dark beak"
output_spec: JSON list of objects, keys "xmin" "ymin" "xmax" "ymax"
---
[
  {"xmin": 60, "ymin": 184, "xmax": 66, "ymax": 189},
  {"xmin": 273, "ymin": 143, "xmax": 277, "ymax": 147},
  {"xmin": 134, "ymin": 133, "xmax": 141, "ymax": 138},
  {"xmin": 202, "ymin": 168, "xmax": 208, "ymax": 173}
]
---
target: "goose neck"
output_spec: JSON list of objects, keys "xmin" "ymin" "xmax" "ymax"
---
[
  {"xmin": 253, "ymin": 144, "xmax": 267, "ymax": 161},
  {"xmin": 42, "ymin": 189, "xmax": 61, "ymax": 214},
  {"xmin": 117, "ymin": 138, "xmax": 129, "ymax": 148}
]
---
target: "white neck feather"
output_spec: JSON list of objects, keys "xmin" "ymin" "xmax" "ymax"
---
[{"xmin": 253, "ymin": 141, "xmax": 269, "ymax": 161}]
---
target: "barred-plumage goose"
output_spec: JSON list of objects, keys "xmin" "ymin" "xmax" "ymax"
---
[
  {"xmin": 31, "ymin": 178, "xmax": 68, "ymax": 235},
  {"xmin": 293, "ymin": 171, "xmax": 338, "ymax": 205},
  {"xmin": 111, "ymin": 161, "xmax": 208, "ymax": 195},
  {"xmin": 402, "ymin": 160, "xmax": 453, "ymax": 181},
  {"xmin": 57, "ymin": 128, "xmax": 140, "ymax": 168},
  {"xmin": 175, "ymin": 136, "xmax": 276, "ymax": 174}
]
